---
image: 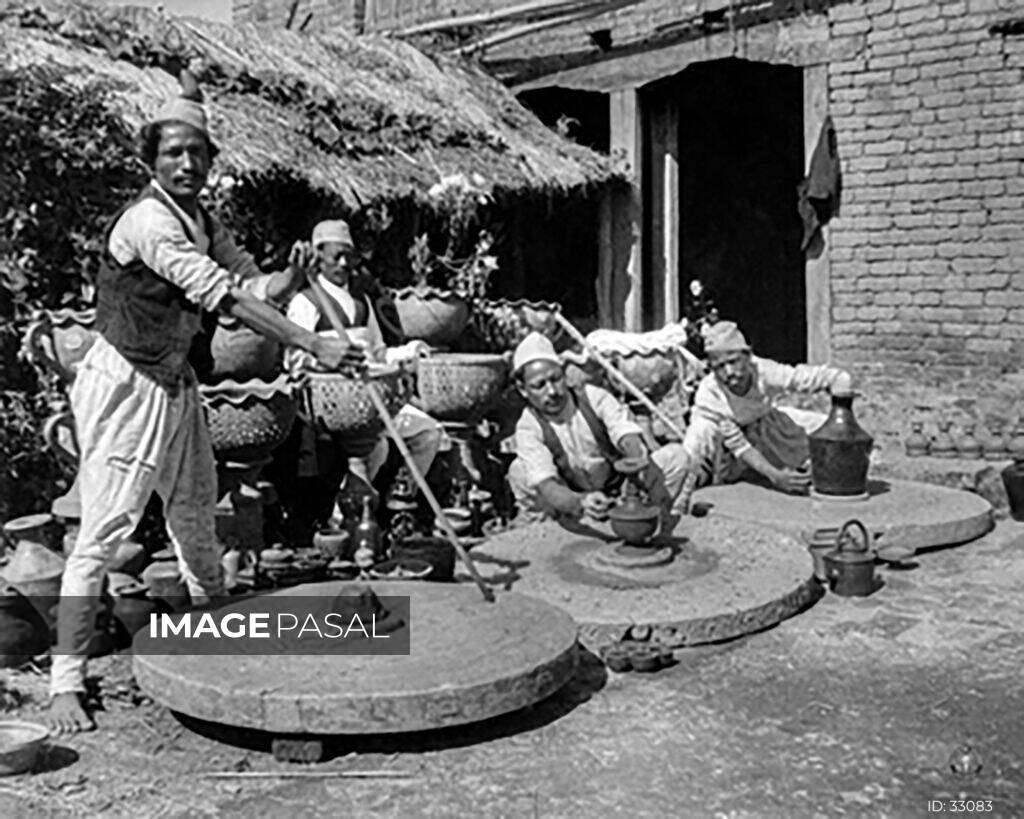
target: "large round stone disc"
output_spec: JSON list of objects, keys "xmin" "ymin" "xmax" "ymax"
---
[
  {"xmin": 692, "ymin": 478, "xmax": 993, "ymax": 551},
  {"xmin": 473, "ymin": 517, "xmax": 821, "ymax": 651},
  {"xmin": 132, "ymin": 581, "xmax": 578, "ymax": 734}
]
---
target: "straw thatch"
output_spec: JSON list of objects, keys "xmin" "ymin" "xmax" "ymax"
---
[{"xmin": 0, "ymin": 0, "xmax": 622, "ymax": 208}]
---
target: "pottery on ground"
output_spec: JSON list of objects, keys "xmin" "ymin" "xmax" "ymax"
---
[
  {"xmin": 415, "ymin": 353, "xmax": 509, "ymax": 422},
  {"xmin": 392, "ymin": 287, "xmax": 469, "ymax": 348},
  {"xmin": 0, "ymin": 721, "xmax": 49, "ymax": 776},
  {"xmin": 200, "ymin": 376, "xmax": 297, "ymax": 462},
  {"xmin": 808, "ymin": 393, "xmax": 874, "ymax": 496}
]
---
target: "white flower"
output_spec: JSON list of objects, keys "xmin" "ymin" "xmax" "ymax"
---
[{"xmin": 689, "ymin": 279, "xmax": 704, "ymax": 297}]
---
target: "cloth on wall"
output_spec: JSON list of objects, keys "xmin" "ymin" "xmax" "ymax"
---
[{"xmin": 798, "ymin": 115, "xmax": 842, "ymax": 255}]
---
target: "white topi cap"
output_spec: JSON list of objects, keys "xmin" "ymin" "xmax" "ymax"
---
[
  {"xmin": 512, "ymin": 331, "xmax": 561, "ymax": 374},
  {"xmin": 311, "ymin": 219, "xmax": 354, "ymax": 248}
]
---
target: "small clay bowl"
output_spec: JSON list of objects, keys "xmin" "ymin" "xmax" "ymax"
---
[
  {"xmin": 601, "ymin": 645, "xmax": 633, "ymax": 673},
  {"xmin": 0, "ymin": 721, "xmax": 49, "ymax": 776},
  {"xmin": 627, "ymin": 644, "xmax": 662, "ymax": 673},
  {"xmin": 312, "ymin": 528, "xmax": 350, "ymax": 560},
  {"xmin": 369, "ymin": 558, "xmax": 433, "ymax": 581}
]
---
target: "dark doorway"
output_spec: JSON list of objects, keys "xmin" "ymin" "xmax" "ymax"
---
[{"xmin": 675, "ymin": 58, "xmax": 806, "ymax": 362}]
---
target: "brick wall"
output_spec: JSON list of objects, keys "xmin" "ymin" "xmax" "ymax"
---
[{"xmin": 825, "ymin": 0, "xmax": 1024, "ymax": 375}]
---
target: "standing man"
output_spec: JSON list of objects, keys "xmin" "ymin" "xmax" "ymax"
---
[
  {"xmin": 48, "ymin": 73, "xmax": 363, "ymax": 733},
  {"xmin": 682, "ymin": 320, "xmax": 854, "ymax": 494},
  {"xmin": 507, "ymin": 332, "xmax": 690, "ymax": 524},
  {"xmin": 281, "ymin": 219, "xmax": 446, "ymax": 539}
]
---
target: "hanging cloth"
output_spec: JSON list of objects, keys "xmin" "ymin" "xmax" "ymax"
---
[{"xmin": 798, "ymin": 115, "xmax": 842, "ymax": 254}]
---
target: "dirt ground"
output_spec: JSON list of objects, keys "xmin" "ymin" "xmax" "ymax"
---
[{"xmin": 1, "ymin": 510, "xmax": 1022, "ymax": 818}]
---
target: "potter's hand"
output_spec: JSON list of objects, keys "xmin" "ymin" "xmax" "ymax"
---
[
  {"xmin": 830, "ymin": 370, "xmax": 855, "ymax": 397},
  {"xmin": 771, "ymin": 467, "xmax": 811, "ymax": 495},
  {"xmin": 311, "ymin": 335, "xmax": 365, "ymax": 372},
  {"xmin": 580, "ymin": 491, "xmax": 614, "ymax": 521}
]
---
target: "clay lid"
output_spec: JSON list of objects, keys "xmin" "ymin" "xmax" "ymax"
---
[
  {"xmin": 0, "ymin": 540, "xmax": 65, "ymax": 583},
  {"xmin": 2, "ymin": 513, "xmax": 54, "ymax": 537}
]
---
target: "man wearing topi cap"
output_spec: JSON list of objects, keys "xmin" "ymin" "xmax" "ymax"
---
[
  {"xmin": 48, "ymin": 72, "xmax": 364, "ymax": 734},
  {"xmin": 682, "ymin": 320, "xmax": 854, "ymax": 494},
  {"xmin": 507, "ymin": 332, "xmax": 690, "ymax": 523},
  {"xmin": 276, "ymin": 219, "xmax": 446, "ymax": 540}
]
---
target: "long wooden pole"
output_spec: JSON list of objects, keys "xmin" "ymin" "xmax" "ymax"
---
[
  {"xmin": 553, "ymin": 312, "xmax": 691, "ymax": 442},
  {"xmin": 307, "ymin": 276, "xmax": 495, "ymax": 604}
]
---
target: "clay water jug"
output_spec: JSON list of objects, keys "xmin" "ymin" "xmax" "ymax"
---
[
  {"xmin": 808, "ymin": 393, "xmax": 873, "ymax": 497},
  {"xmin": 822, "ymin": 520, "xmax": 878, "ymax": 597}
]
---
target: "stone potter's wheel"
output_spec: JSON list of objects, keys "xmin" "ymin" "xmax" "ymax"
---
[
  {"xmin": 692, "ymin": 478, "xmax": 993, "ymax": 551},
  {"xmin": 132, "ymin": 581, "xmax": 578, "ymax": 736},
  {"xmin": 473, "ymin": 517, "xmax": 821, "ymax": 651}
]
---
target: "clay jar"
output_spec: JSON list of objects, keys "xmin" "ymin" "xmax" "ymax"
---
[
  {"xmin": 904, "ymin": 421, "xmax": 929, "ymax": 457},
  {"xmin": 312, "ymin": 528, "xmax": 351, "ymax": 561},
  {"xmin": 822, "ymin": 520, "xmax": 878, "ymax": 597},
  {"xmin": 208, "ymin": 315, "xmax": 281, "ymax": 382},
  {"xmin": 808, "ymin": 393, "xmax": 873, "ymax": 496},
  {"xmin": 608, "ymin": 495, "xmax": 660, "ymax": 546},
  {"xmin": 392, "ymin": 287, "xmax": 469, "ymax": 348},
  {"xmin": 1002, "ymin": 424, "xmax": 1024, "ymax": 521}
]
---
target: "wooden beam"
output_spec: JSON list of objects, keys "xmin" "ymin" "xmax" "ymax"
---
[
  {"xmin": 650, "ymin": 94, "xmax": 680, "ymax": 326},
  {"xmin": 608, "ymin": 88, "xmax": 643, "ymax": 332},
  {"xmin": 803, "ymin": 63, "xmax": 831, "ymax": 364}
]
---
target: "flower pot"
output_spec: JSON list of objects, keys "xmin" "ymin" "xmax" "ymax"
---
[
  {"xmin": 22, "ymin": 308, "xmax": 98, "ymax": 384},
  {"xmin": 208, "ymin": 315, "xmax": 282, "ymax": 383},
  {"xmin": 392, "ymin": 287, "xmax": 469, "ymax": 348},
  {"xmin": 200, "ymin": 376, "xmax": 297, "ymax": 462},
  {"xmin": 415, "ymin": 353, "xmax": 509, "ymax": 422},
  {"xmin": 303, "ymin": 365, "xmax": 407, "ymax": 457}
]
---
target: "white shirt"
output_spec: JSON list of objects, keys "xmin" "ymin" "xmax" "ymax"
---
[{"xmin": 514, "ymin": 384, "xmax": 643, "ymax": 491}]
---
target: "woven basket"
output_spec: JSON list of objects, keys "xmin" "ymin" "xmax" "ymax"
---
[
  {"xmin": 200, "ymin": 377, "xmax": 296, "ymax": 460},
  {"xmin": 415, "ymin": 353, "xmax": 509, "ymax": 422},
  {"xmin": 303, "ymin": 366, "xmax": 407, "ymax": 441}
]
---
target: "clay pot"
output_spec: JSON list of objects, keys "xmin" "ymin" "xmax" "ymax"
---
[
  {"xmin": 808, "ymin": 394, "xmax": 873, "ymax": 496},
  {"xmin": 22, "ymin": 308, "xmax": 98, "ymax": 384},
  {"xmin": 957, "ymin": 423, "xmax": 982, "ymax": 459},
  {"xmin": 312, "ymin": 528, "xmax": 351, "ymax": 561},
  {"xmin": 200, "ymin": 376, "xmax": 297, "ymax": 461},
  {"xmin": 415, "ymin": 353, "xmax": 509, "ymax": 422},
  {"xmin": 142, "ymin": 562, "xmax": 188, "ymax": 611},
  {"xmin": 627, "ymin": 643, "xmax": 662, "ymax": 673},
  {"xmin": 112, "ymin": 595, "xmax": 159, "ymax": 643},
  {"xmin": 607, "ymin": 350, "xmax": 679, "ymax": 404},
  {"xmin": 1002, "ymin": 459, "xmax": 1024, "ymax": 522},
  {"xmin": 904, "ymin": 421, "xmax": 929, "ymax": 457},
  {"xmin": 303, "ymin": 365, "xmax": 407, "ymax": 456},
  {"xmin": 0, "ymin": 722, "xmax": 50, "ymax": 776},
  {"xmin": 208, "ymin": 315, "xmax": 281, "ymax": 383},
  {"xmin": 822, "ymin": 520, "xmax": 878, "ymax": 597},
  {"xmin": 931, "ymin": 419, "xmax": 957, "ymax": 458},
  {"xmin": 601, "ymin": 644, "xmax": 632, "ymax": 672},
  {"xmin": 436, "ymin": 508, "xmax": 473, "ymax": 537},
  {"xmin": 1, "ymin": 515, "xmax": 65, "ymax": 631},
  {"xmin": 392, "ymin": 537, "xmax": 456, "ymax": 581},
  {"xmin": 109, "ymin": 541, "xmax": 147, "ymax": 576},
  {"xmin": 982, "ymin": 423, "xmax": 1008, "ymax": 461},
  {"xmin": 392, "ymin": 287, "xmax": 469, "ymax": 348},
  {"xmin": 608, "ymin": 497, "xmax": 660, "ymax": 546},
  {"xmin": 470, "ymin": 298, "xmax": 567, "ymax": 353}
]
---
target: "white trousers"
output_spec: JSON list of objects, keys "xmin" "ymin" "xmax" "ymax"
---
[{"xmin": 51, "ymin": 337, "xmax": 224, "ymax": 695}]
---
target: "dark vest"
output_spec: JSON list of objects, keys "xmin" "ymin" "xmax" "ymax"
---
[
  {"xmin": 95, "ymin": 185, "xmax": 217, "ymax": 389},
  {"xmin": 298, "ymin": 273, "xmax": 405, "ymax": 346},
  {"xmin": 529, "ymin": 387, "xmax": 620, "ymax": 492}
]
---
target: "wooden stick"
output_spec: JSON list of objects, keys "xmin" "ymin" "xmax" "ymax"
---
[
  {"xmin": 203, "ymin": 771, "xmax": 415, "ymax": 780},
  {"xmin": 306, "ymin": 277, "xmax": 496, "ymax": 604},
  {"xmin": 552, "ymin": 312, "xmax": 688, "ymax": 442}
]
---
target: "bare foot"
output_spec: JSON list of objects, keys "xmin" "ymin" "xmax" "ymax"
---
[{"xmin": 46, "ymin": 692, "xmax": 95, "ymax": 735}]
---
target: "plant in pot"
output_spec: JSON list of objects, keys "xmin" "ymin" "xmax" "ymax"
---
[{"xmin": 392, "ymin": 172, "xmax": 498, "ymax": 348}]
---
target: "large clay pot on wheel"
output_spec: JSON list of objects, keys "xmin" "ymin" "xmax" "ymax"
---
[
  {"xmin": 208, "ymin": 314, "xmax": 281, "ymax": 383},
  {"xmin": 392, "ymin": 287, "xmax": 469, "ymax": 348},
  {"xmin": 415, "ymin": 353, "xmax": 509, "ymax": 423}
]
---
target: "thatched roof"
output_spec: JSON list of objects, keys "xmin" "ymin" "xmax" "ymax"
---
[{"xmin": 0, "ymin": 0, "xmax": 621, "ymax": 208}]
